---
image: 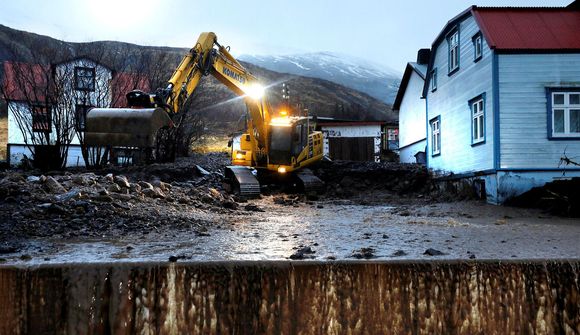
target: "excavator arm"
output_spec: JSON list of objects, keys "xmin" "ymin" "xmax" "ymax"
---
[
  {"xmin": 86, "ymin": 32, "xmax": 270, "ymax": 153},
  {"xmin": 85, "ymin": 32, "xmax": 324, "ymax": 196}
]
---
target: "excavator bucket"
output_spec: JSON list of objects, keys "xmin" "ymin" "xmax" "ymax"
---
[{"xmin": 85, "ymin": 108, "xmax": 172, "ymax": 147}]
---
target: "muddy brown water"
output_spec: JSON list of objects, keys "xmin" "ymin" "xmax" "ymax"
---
[{"xmin": 0, "ymin": 260, "xmax": 579, "ymax": 334}]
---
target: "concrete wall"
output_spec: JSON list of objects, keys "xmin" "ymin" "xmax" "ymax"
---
[
  {"xmin": 0, "ymin": 261, "xmax": 578, "ymax": 334},
  {"xmin": 426, "ymin": 15, "xmax": 494, "ymax": 174}
]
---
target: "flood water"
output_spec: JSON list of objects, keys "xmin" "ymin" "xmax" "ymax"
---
[{"xmin": 5, "ymin": 199, "xmax": 580, "ymax": 264}]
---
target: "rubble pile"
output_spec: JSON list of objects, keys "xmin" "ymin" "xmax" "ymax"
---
[
  {"xmin": 312, "ymin": 160, "xmax": 433, "ymax": 202},
  {"xmin": 506, "ymin": 178, "xmax": 580, "ymax": 217},
  {"xmin": 0, "ymin": 153, "xmax": 238, "ymax": 241}
]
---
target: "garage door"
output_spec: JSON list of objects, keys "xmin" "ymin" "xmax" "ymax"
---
[{"xmin": 328, "ymin": 137, "xmax": 374, "ymax": 161}]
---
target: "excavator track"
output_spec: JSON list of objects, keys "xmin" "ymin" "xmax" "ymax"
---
[
  {"xmin": 225, "ymin": 166, "xmax": 261, "ymax": 198},
  {"xmin": 295, "ymin": 168, "xmax": 324, "ymax": 194}
]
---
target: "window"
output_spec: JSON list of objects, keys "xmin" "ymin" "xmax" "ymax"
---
[
  {"xmin": 75, "ymin": 104, "xmax": 93, "ymax": 131},
  {"xmin": 472, "ymin": 32, "xmax": 483, "ymax": 62},
  {"xmin": 447, "ymin": 29, "xmax": 460, "ymax": 75},
  {"xmin": 430, "ymin": 116, "xmax": 441, "ymax": 156},
  {"xmin": 430, "ymin": 68, "xmax": 437, "ymax": 92},
  {"xmin": 549, "ymin": 89, "xmax": 580, "ymax": 138},
  {"xmin": 470, "ymin": 93, "xmax": 486, "ymax": 145},
  {"xmin": 74, "ymin": 67, "xmax": 95, "ymax": 91},
  {"xmin": 31, "ymin": 104, "xmax": 51, "ymax": 132}
]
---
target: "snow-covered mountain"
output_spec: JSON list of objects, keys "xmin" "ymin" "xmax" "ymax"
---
[{"xmin": 239, "ymin": 52, "xmax": 401, "ymax": 104}]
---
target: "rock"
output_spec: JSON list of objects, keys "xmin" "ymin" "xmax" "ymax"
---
[
  {"xmin": 222, "ymin": 201, "xmax": 238, "ymax": 210},
  {"xmin": 391, "ymin": 250, "xmax": 407, "ymax": 257},
  {"xmin": 289, "ymin": 246, "xmax": 316, "ymax": 260},
  {"xmin": 111, "ymin": 193, "xmax": 132, "ymax": 202},
  {"xmin": 114, "ymin": 175, "xmax": 130, "ymax": 189},
  {"xmin": 107, "ymin": 184, "xmax": 122, "ymax": 193},
  {"xmin": 317, "ymin": 205, "xmax": 324, "ymax": 209},
  {"xmin": 138, "ymin": 181, "xmax": 154, "ymax": 191},
  {"xmin": 273, "ymin": 196, "xmax": 286, "ymax": 205},
  {"xmin": 469, "ymin": 254, "xmax": 476, "ymax": 259},
  {"xmin": 142, "ymin": 187, "xmax": 166, "ymax": 199},
  {"xmin": 44, "ymin": 176, "xmax": 66, "ymax": 194},
  {"xmin": 244, "ymin": 204, "xmax": 264, "ymax": 212},
  {"xmin": 351, "ymin": 247, "xmax": 376, "ymax": 259},
  {"xmin": 105, "ymin": 173, "xmax": 114, "ymax": 182},
  {"xmin": 94, "ymin": 194, "xmax": 114, "ymax": 203},
  {"xmin": 26, "ymin": 176, "xmax": 41, "ymax": 183},
  {"xmin": 195, "ymin": 165, "xmax": 211, "ymax": 176},
  {"xmin": 424, "ymin": 248, "xmax": 445, "ymax": 256},
  {"xmin": 130, "ymin": 183, "xmax": 142, "ymax": 193},
  {"xmin": 169, "ymin": 255, "xmax": 189, "ymax": 262},
  {"xmin": 153, "ymin": 180, "xmax": 171, "ymax": 192},
  {"xmin": 55, "ymin": 189, "xmax": 82, "ymax": 202}
]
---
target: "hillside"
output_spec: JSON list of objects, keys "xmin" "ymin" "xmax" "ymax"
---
[
  {"xmin": 0, "ymin": 24, "xmax": 395, "ymax": 134},
  {"xmin": 239, "ymin": 52, "xmax": 401, "ymax": 104}
]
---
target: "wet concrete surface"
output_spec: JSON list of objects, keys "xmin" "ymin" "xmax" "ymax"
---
[
  {"xmin": 2, "ymin": 197, "xmax": 579, "ymax": 264},
  {"xmin": 1, "ymin": 260, "xmax": 579, "ymax": 334}
]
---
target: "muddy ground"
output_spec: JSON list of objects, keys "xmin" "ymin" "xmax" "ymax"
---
[{"xmin": 0, "ymin": 153, "xmax": 579, "ymax": 264}]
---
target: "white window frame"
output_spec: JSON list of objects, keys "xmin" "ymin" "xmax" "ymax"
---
[
  {"xmin": 473, "ymin": 33, "xmax": 483, "ymax": 62},
  {"xmin": 551, "ymin": 91, "xmax": 580, "ymax": 138},
  {"xmin": 448, "ymin": 30, "xmax": 459, "ymax": 74},
  {"xmin": 74, "ymin": 66, "xmax": 96, "ymax": 92},
  {"xmin": 471, "ymin": 96, "xmax": 485, "ymax": 144},
  {"xmin": 430, "ymin": 68, "xmax": 437, "ymax": 92},
  {"xmin": 430, "ymin": 117, "xmax": 441, "ymax": 156}
]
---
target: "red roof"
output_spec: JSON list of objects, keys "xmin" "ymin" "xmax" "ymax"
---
[
  {"xmin": 110, "ymin": 72, "xmax": 151, "ymax": 108},
  {"xmin": 2, "ymin": 61, "xmax": 151, "ymax": 107},
  {"xmin": 473, "ymin": 8, "xmax": 580, "ymax": 50},
  {"xmin": 2, "ymin": 61, "xmax": 51, "ymax": 102}
]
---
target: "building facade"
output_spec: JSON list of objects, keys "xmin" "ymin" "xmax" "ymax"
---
[
  {"xmin": 401, "ymin": 5, "xmax": 580, "ymax": 204},
  {"xmin": 2, "ymin": 58, "xmax": 149, "ymax": 168},
  {"xmin": 393, "ymin": 50, "xmax": 429, "ymax": 164}
]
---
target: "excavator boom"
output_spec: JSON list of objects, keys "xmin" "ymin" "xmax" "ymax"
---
[{"xmin": 84, "ymin": 32, "xmax": 324, "ymax": 196}]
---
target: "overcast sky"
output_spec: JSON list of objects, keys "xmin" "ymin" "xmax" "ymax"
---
[{"xmin": 0, "ymin": 0, "xmax": 573, "ymax": 73}]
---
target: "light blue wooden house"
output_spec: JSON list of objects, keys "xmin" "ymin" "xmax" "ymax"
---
[{"xmin": 420, "ymin": 5, "xmax": 580, "ymax": 204}]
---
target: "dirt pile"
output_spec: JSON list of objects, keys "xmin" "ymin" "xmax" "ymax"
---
[
  {"xmin": 311, "ymin": 160, "xmax": 433, "ymax": 203},
  {"xmin": 0, "ymin": 153, "xmax": 238, "ymax": 242},
  {"xmin": 506, "ymin": 178, "xmax": 580, "ymax": 217}
]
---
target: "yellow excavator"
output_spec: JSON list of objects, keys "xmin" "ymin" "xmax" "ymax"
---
[{"xmin": 85, "ymin": 32, "xmax": 324, "ymax": 196}]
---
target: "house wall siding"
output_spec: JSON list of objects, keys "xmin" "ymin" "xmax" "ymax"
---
[
  {"xmin": 498, "ymin": 53, "xmax": 580, "ymax": 169},
  {"xmin": 398, "ymin": 71, "xmax": 426, "ymax": 149},
  {"xmin": 427, "ymin": 15, "xmax": 494, "ymax": 174}
]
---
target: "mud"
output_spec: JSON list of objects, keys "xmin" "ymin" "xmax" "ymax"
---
[
  {"xmin": 1, "ymin": 260, "xmax": 579, "ymax": 334},
  {"xmin": 0, "ymin": 155, "xmax": 579, "ymax": 264}
]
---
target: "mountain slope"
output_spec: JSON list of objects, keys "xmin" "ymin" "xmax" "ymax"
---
[
  {"xmin": 239, "ymin": 52, "xmax": 401, "ymax": 104},
  {"xmin": 0, "ymin": 25, "xmax": 395, "ymax": 132}
]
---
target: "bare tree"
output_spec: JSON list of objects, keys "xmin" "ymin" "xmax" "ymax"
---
[{"xmin": 0, "ymin": 48, "xmax": 78, "ymax": 170}]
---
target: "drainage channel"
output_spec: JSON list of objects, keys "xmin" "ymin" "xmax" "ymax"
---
[{"xmin": 1, "ymin": 260, "xmax": 579, "ymax": 334}]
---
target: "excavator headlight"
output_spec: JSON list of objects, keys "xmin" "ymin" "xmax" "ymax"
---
[
  {"xmin": 235, "ymin": 152, "xmax": 245, "ymax": 160},
  {"xmin": 245, "ymin": 84, "xmax": 265, "ymax": 100},
  {"xmin": 277, "ymin": 167, "xmax": 287, "ymax": 174}
]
